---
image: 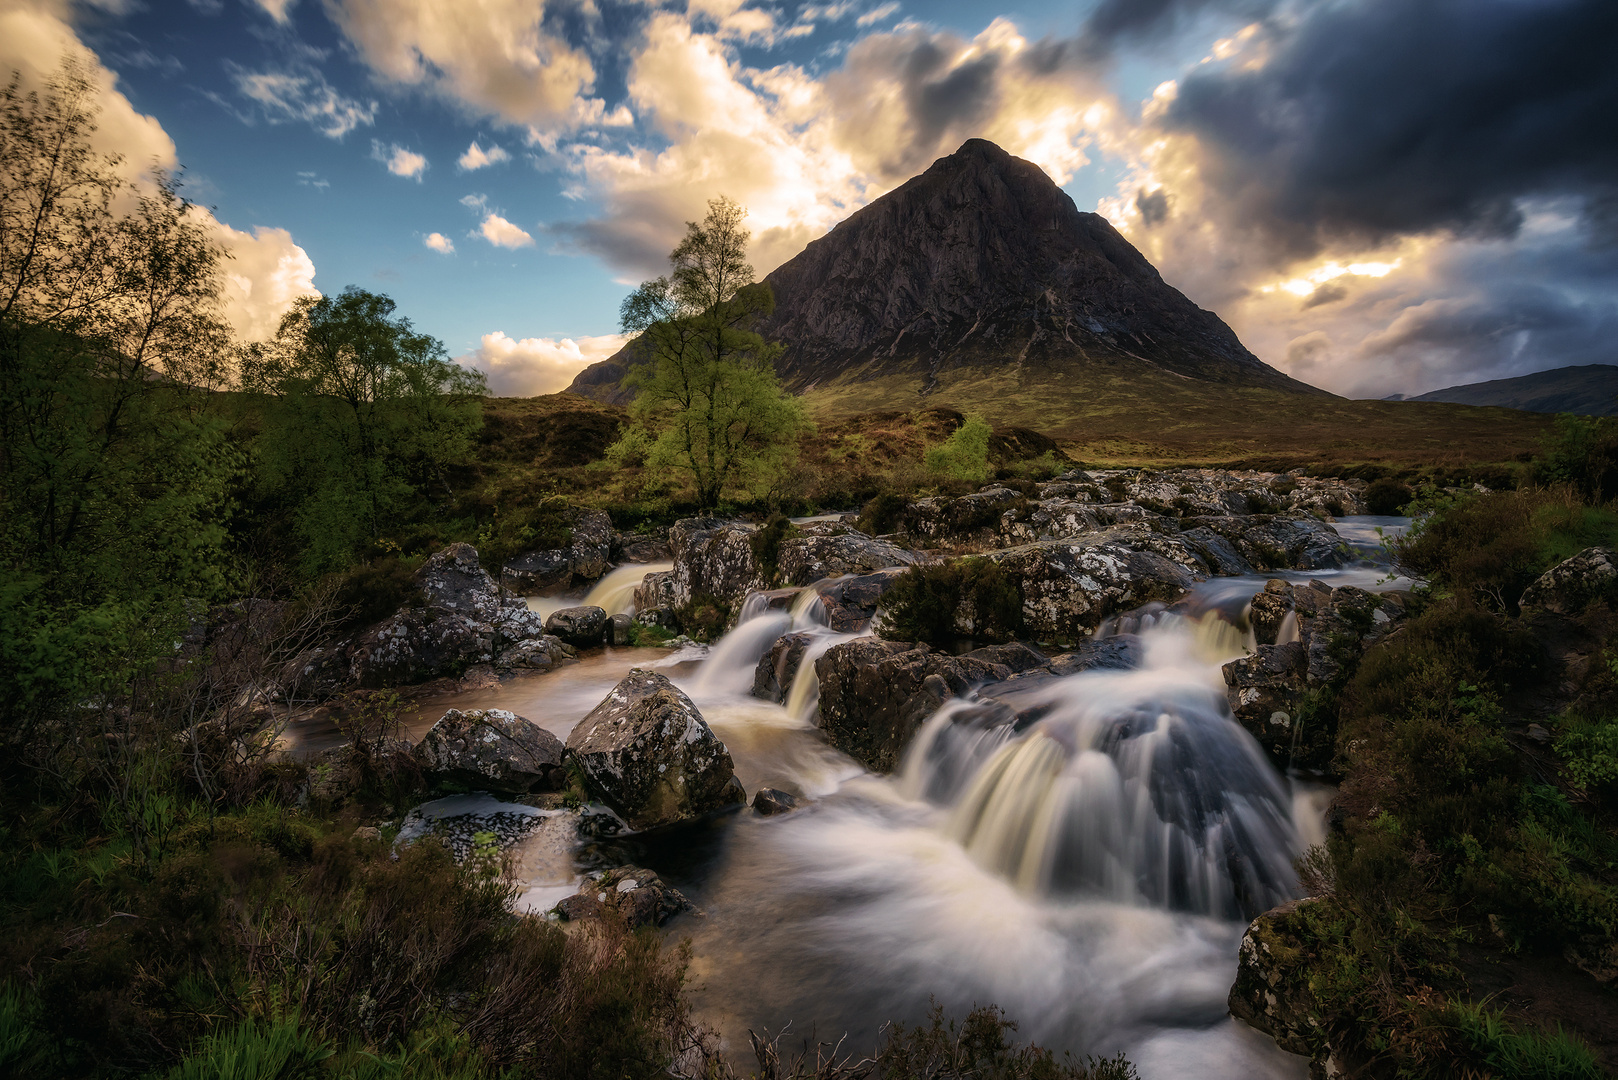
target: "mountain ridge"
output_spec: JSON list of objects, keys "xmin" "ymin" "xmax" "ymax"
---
[
  {"xmin": 1400, "ymin": 364, "xmax": 1618, "ymax": 416},
  {"xmin": 566, "ymin": 139, "xmax": 1326, "ymax": 407}
]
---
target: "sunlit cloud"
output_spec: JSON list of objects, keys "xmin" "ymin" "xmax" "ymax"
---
[
  {"xmin": 458, "ymin": 330, "xmax": 629, "ymax": 396},
  {"xmin": 372, "ymin": 140, "xmax": 428, "ymax": 179},
  {"xmin": 479, "ymin": 213, "xmax": 533, "ymax": 248},
  {"xmin": 856, "ymin": 3, "xmax": 899, "ymax": 28},
  {"xmin": 250, "ymin": 0, "xmax": 295, "ymax": 24},
  {"xmin": 458, "ymin": 140, "xmax": 510, "ymax": 170},
  {"xmin": 424, "ymin": 232, "xmax": 455, "ymax": 253}
]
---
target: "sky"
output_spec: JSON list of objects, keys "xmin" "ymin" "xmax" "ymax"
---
[{"xmin": 4, "ymin": 0, "xmax": 1614, "ymax": 400}]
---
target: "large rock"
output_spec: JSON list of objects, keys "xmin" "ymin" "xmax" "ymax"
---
[
  {"xmin": 1520, "ymin": 546, "xmax": 1618, "ymax": 617},
  {"xmin": 556, "ymin": 866, "xmax": 694, "ymax": 928},
  {"xmin": 633, "ymin": 570, "xmax": 680, "ymax": 612},
  {"xmin": 813, "ymin": 568, "xmax": 909, "ymax": 631},
  {"xmin": 1230, "ymin": 898, "xmax": 1346, "ymax": 1078},
  {"xmin": 668, "ymin": 517, "xmax": 764, "ymax": 608},
  {"xmin": 348, "ymin": 543, "xmax": 556, "ymax": 687},
  {"xmin": 496, "ymin": 634, "xmax": 574, "ymax": 671},
  {"xmin": 752, "ymin": 630, "xmax": 818, "ymax": 704},
  {"xmin": 815, "ymin": 639, "xmax": 1010, "ymax": 772},
  {"xmin": 979, "ymin": 525, "xmax": 1204, "ymax": 641},
  {"xmin": 566, "ymin": 670, "xmax": 744, "ymax": 829},
  {"xmin": 502, "ymin": 508, "xmax": 614, "ymax": 593},
  {"xmin": 413, "ymin": 708, "xmax": 566, "ymax": 794},
  {"xmin": 776, "ymin": 522, "xmax": 918, "ymax": 585},
  {"xmin": 545, "ymin": 605, "xmax": 608, "ymax": 647},
  {"xmin": 1183, "ymin": 515, "xmax": 1351, "ymax": 571}
]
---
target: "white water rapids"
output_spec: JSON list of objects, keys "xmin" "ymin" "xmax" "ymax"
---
[{"xmin": 280, "ymin": 517, "xmax": 1409, "ymax": 1078}]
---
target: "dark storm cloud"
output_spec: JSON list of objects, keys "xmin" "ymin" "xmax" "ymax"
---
[
  {"xmin": 1164, "ymin": 0, "xmax": 1618, "ymax": 258},
  {"xmin": 1076, "ymin": 0, "xmax": 1277, "ymax": 58},
  {"xmin": 1134, "ymin": 187, "xmax": 1170, "ymax": 226}
]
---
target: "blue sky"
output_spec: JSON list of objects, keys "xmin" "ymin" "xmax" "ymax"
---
[{"xmin": 7, "ymin": 0, "xmax": 1615, "ymax": 398}]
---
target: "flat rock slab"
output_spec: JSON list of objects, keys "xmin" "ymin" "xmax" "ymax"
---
[{"xmin": 414, "ymin": 708, "xmax": 565, "ymax": 794}]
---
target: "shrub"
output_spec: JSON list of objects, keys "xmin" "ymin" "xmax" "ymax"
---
[
  {"xmin": 333, "ymin": 556, "xmax": 424, "ymax": 628},
  {"xmin": 1364, "ymin": 477, "xmax": 1413, "ymax": 515},
  {"xmin": 924, "ymin": 416, "xmax": 991, "ymax": 485},
  {"xmin": 164, "ymin": 1016, "xmax": 333, "ymax": 1080},
  {"xmin": 880, "ymin": 560, "xmax": 1023, "ymax": 646},
  {"xmin": 675, "ymin": 593, "xmax": 732, "ymax": 642},
  {"xmin": 750, "ymin": 514, "xmax": 799, "ymax": 586},
  {"xmin": 857, "ymin": 493, "xmax": 910, "ymax": 536}
]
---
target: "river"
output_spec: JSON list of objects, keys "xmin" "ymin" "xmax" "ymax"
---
[{"xmin": 291, "ymin": 516, "xmax": 1411, "ymax": 1078}]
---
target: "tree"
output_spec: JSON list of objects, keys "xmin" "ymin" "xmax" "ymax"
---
[
  {"xmin": 242, "ymin": 286, "xmax": 486, "ymax": 572},
  {"xmin": 0, "ymin": 62, "xmax": 238, "ymax": 755},
  {"xmin": 609, "ymin": 197, "xmax": 810, "ymax": 508},
  {"xmin": 925, "ymin": 415, "xmax": 992, "ymax": 484}
]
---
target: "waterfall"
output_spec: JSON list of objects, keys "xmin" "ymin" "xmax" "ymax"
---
[
  {"xmin": 583, "ymin": 562, "xmax": 674, "ymax": 616},
  {"xmin": 903, "ymin": 614, "xmax": 1299, "ymax": 920},
  {"xmin": 692, "ymin": 584, "xmax": 853, "ymax": 707}
]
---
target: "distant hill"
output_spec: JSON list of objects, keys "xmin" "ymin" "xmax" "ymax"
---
[
  {"xmin": 1402, "ymin": 365, "xmax": 1618, "ymax": 416},
  {"xmin": 567, "ymin": 139, "xmax": 1324, "ymax": 412}
]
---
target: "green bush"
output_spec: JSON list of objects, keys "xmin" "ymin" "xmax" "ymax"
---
[
  {"xmin": 880, "ymin": 559, "xmax": 1024, "ymax": 646},
  {"xmin": 857, "ymin": 493, "xmax": 910, "ymax": 536},
  {"xmin": 925, "ymin": 416, "xmax": 991, "ymax": 485},
  {"xmin": 1449, "ymin": 1001, "xmax": 1604, "ymax": 1080},
  {"xmin": 750, "ymin": 513, "xmax": 799, "ymax": 586}
]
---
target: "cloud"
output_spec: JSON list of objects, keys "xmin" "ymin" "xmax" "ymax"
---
[
  {"xmin": 457, "ymin": 330, "xmax": 628, "ymax": 396},
  {"xmin": 230, "ymin": 64, "xmax": 378, "ymax": 138},
  {"xmin": 424, "ymin": 232, "xmax": 454, "ymax": 253},
  {"xmin": 458, "ymin": 140, "xmax": 510, "ymax": 170},
  {"xmin": 204, "ymin": 215, "xmax": 320, "ymax": 341},
  {"xmin": 1162, "ymin": 0, "xmax": 1618, "ymax": 258},
  {"xmin": 856, "ymin": 3, "xmax": 899, "ymax": 28},
  {"xmin": 479, "ymin": 213, "xmax": 533, "ymax": 248},
  {"xmin": 251, "ymin": 0, "xmax": 295, "ymax": 24},
  {"xmin": 372, "ymin": 140, "xmax": 428, "ymax": 178},
  {"xmin": 552, "ymin": 14, "xmax": 1116, "ymax": 279},
  {"xmin": 325, "ymin": 0, "xmax": 600, "ymax": 137},
  {"xmin": 1076, "ymin": 0, "xmax": 1278, "ymax": 59}
]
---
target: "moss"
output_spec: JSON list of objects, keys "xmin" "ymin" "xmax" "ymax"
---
[{"xmin": 749, "ymin": 513, "xmax": 799, "ymax": 586}]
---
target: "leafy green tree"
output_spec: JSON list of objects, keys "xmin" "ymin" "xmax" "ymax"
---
[
  {"xmin": 0, "ymin": 62, "xmax": 237, "ymax": 755},
  {"xmin": 925, "ymin": 415, "xmax": 992, "ymax": 484},
  {"xmin": 242, "ymin": 287, "xmax": 486, "ymax": 572},
  {"xmin": 609, "ymin": 197, "xmax": 810, "ymax": 508}
]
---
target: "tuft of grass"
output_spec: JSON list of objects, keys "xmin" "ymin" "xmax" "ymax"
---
[{"xmin": 1448, "ymin": 1001, "xmax": 1604, "ymax": 1080}]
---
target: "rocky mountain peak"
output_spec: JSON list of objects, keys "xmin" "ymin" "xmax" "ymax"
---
[{"xmin": 568, "ymin": 139, "xmax": 1322, "ymax": 404}]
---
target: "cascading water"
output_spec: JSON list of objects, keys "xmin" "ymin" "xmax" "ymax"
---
[
  {"xmin": 899, "ymin": 612, "xmax": 1302, "ymax": 921},
  {"xmin": 583, "ymin": 562, "xmax": 674, "ymax": 616}
]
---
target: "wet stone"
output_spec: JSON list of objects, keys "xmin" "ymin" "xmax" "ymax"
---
[{"xmin": 752, "ymin": 788, "xmax": 799, "ymax": 815}]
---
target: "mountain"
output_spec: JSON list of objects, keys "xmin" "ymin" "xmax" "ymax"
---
[
  {"xmin": 1405, "ymin": 365, "xmax": 1618, "ymax": 416},
  {"xmin": 566, "ymin": 139, "xmax": 1324, "ymax": 412}
]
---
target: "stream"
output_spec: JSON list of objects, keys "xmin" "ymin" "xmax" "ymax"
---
[{"xmin": 288, "ymin": 516, "xmax": 1411, "ymax": 1078}]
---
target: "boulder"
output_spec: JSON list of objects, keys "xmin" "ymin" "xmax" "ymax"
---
[
  {"xmin": 616, "ymin": 533, "xmax": 673, "ymax": 564},
  {"xmin": 633, "ymin": 570, "xmax": 679, "ymax": 612},
  {"xmin": 981, "ymin": 525, "xmax": 1203, "ymax": 641},
  {"xmin": 901, "ymin": 487, "xmax": 1027, "ymax": 545},
  {"xmin": 566, "ymin": 670, "xmax": 745, "ymax": 829},
  {"xmin": 1229, "ymin": 898, "xmax": 1344, "ymax": 1077},
  {"xmin": 1223, "ymin": 642, "xmax": 1319, "ymax": 767},
  {"xmin": 815, "ymin": 639, "xmax": 1010, "ymax": 772},
  {"xmin": 963, "ymin": 642, "xmax": 1048, "ymax": 673},
  {"xmin": 668, "ymin": 517, "xmax": 764, "ymax": 608},
  {"xmin": 496, "ymin": 634, "xmax": 574, "ymax": 672},
  {"xmin": 607, "ymin": 612, "xmax": 635, "ymax": 646},
  {"xmin": 545, "ymin": 605, "xmax": 608, "ymax": 647},
  {"xmin": 1520, "ymin": 546, "xmax": 1618, "ymax": 617},
  {"xmin": 502, "ymin": 508, "xmax": 614, "ymax": 593},
  {"xmin": 413, "ymin": 708, "xmax": 566, "ymax": 794},
  {"xmin": 752, "ymin": 630, "xmax": 818, "ymax": 704},
  {"xmin": 776, "ymin": 522, "xmax": 918, "ymax": 585},
  {"xmin": 1248, "ymin": 579, "xmax": 1296, "ymax": 645},
  {"xmin": 1182, "ymin": 515, "xmax": 1351, "ymax": 571},
  {"xmin": 814, "ymin": 568, "xmax": 909, "ymax": 631},
  {"xmin": 752, "ymin": 788, "xmax": 799, "ymax": 815},
  {"xmin": 1045, "ymin": 635, "xmax": 1143, "ymax": 676},
  {"xmin": 348, "ymin": 543, "xmax": 553, "ymax": 687}
]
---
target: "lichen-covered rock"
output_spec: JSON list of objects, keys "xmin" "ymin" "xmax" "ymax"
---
[
  {"xmin": 815, "ymin": 639, "xmax": 1010, "ymax": 772},
  {"xmin": 566, "ymin": 670, "xmax": 744, "ymax": 829},
  {"xmin": 607, "ymin": 612, "xmax": 634, "ymax": 645},
  {"xmin": 1230, "ymin": 898, "xmax": 1347, "ymax": 1078},
  {"xmin": 1520, "ymin": 546, "xmax": 1618, "ymax": 617},
  {"xmin": 1249, "ymin": 579, "xmax": 1296, "ymax": 645},
  {"xmin": 1183, "ymin": 515, "xmax": 1351, "ymax": 571},
  {"xmin": 545, "ymin": 605, "xmax": 608, "ymax": 647},
  {"xmin": 413, "ymin": 708, "xmax": 566, "ymax": 794},
  {"xmin": 668, "ymin": 518, "xmax": 765, "ymax": 607},
  {"xmin": 752, "ymin": 630, "xmax": 818, "ymax": 704},
  {"xmin": 776, "ymin": 522, "xmax": 917, "ymax": 585},
  {"xmin": 634, "ymin": 570, "xmax": 679, "ymax": 612},
  {"xmin": 496, "ymin": 634, "xmax": 574, "ymax": 671},
  {"xmin": 1223, "ymin": 642, "xmax": 1316, "ymax": 767},
  {"xmin": 980, "ymin": 525, "xmax": 1204, "ymax": 641},
  {"xmin": 502, "ymin": 508, "xmax": 614, "ymax": 593},
  {"xmin": 348, "ymin": 543, "xmax": 552, "ymax": 686}
]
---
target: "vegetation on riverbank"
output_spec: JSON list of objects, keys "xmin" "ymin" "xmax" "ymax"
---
[{"xmin": 1258, "ymin": 430, "xmax": 1618, "ymax": 1073}]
